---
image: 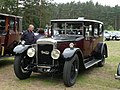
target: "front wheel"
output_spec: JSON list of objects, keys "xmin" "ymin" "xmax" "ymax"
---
[
  {"xmin": 14, "ymin": 54, "xmax": 32, "ymax": 80},
  {"xmin": 63, "ymin": 54, "xmax": 79, "ymax": 87}
]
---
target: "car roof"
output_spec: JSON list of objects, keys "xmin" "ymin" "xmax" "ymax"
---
[
  {"xmin": 0, "ymin": 13, "xmax": 22, "ymax": 18},
  {"xmin": 51, "ymin": 18, "xmax": 103, "ymax": 24}
]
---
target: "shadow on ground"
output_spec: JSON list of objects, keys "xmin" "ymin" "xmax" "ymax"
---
[
  {"xmin": 0, "ymin": 59, "xmax": 14, "ymax": 68},
  {"xmin": 28, "ymin": 65, "xmax": 99, "ymax": 86},
  {"xmin": 30, "ymin": 72, "xmax": 63, "ymax": 85}
]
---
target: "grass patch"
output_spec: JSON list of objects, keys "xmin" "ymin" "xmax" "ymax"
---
[
  {"xmin": 0, "ymin": 41, "xmax": 120, "ymax": 90},
  {"xmin": 76, "ymin": 41, "xmax": 120, "ymax": 90}
]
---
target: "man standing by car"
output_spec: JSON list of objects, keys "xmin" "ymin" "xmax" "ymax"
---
[{"xmin": 21, "ymin": 24, "xmax": 36, "ymax": 45}]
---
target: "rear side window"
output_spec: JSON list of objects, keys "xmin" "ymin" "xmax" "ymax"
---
[
  {"xmin": 93, "ymin": 23, "xmax": 99, "ymax": 36},
  {"xmin": 85, "ymin": 25, "xmax": 93, "ymax": 37},
  {"xmin": 99, "ymin": 24, "xmax": 103, "ymax": 35},
  {"xmin": 16, "ymin": 18, "xmax": 19, "ymax": 32}
]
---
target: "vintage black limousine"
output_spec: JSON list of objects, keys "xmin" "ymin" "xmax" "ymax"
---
[{"xmin": 13, "ymin": 18, "xmax": 108, "ymax": 87}]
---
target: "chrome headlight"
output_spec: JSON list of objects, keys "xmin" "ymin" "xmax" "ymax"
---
[
  {"xmin": 51, "ymin": 49, "xmax": 60, "ymax": 59},
  {"xmin": 27, "ymin": 48, "xmax": 35, "ymax": 57}
]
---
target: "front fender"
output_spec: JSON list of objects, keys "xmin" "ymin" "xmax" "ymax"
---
[
  {"xmin": 13, "ymin": 45, "xmax": 30, "ymax": 54},
  {"xmin": 62, "ymin": 48, "xmax": 82, "ymax": 60},
  {"xmin": 62, "ymin": 48, "xmax": 85, "ymax": 70}
]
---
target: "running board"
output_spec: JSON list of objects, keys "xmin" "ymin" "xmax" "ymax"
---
[{"xmin": 84, "ymin": 59, "xmax": 102, "ymax": 69}]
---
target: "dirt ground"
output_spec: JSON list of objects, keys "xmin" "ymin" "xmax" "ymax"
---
[
  {"xmin": 0, "ymin": 60, "xmax": 85, "ymax": 90},
  {"xmin": 0, "ymin": 60, "xmax": 83, "ymax": 90}
]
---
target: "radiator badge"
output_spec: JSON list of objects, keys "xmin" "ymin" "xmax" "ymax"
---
[{"xmin": 41, "ymin": 50, "xmax": 50, "ymax": 55}]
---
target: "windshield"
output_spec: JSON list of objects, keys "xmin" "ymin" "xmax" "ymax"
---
[{"xmin": 52, "ymin": 22, "xmax": 84, "ymax": 36}]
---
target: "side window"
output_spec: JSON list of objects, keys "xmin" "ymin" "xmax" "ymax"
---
[
  {"xmin": 16, "ymin": 18, "xmax": 19, "ymax": 32},
  {"xmin": 85, "ymin": 25, "xmax": 93, "ymax": 37},
  {"xmin": 94, "ymin": 23, "xmax": 99, "ymax": 36},
  {"xmin": 9, "ymin": 17, "xmax": 15, "ymax": 31},
  {"xmin": 99, "ymin": 24, "xmax": 103, "ymax": 35}
]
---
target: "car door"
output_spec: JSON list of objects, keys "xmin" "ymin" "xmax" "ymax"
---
[
  {"xmin": 83, "ymin": 24, "xmax": 94, "ymax": 58},
  {"xmin": 0, "ymin": 15, "xmax": 7, "ymax": 56},
  {"xmin": 92, "ymin": 23, "xmax": 103, "ymax": 50},
  {"xmin": 4, "ymin": 17, "xmax": 18, "ymax": 51}
]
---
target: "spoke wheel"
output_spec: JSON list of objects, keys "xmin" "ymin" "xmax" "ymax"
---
[{"xmin": 14, "ymin": 54, "xmax": 32, "ymax": 80}]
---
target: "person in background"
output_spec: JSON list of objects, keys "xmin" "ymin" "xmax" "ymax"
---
[
  {"xmin": 35, "ymin": 28, "xmax": 45, "ymax": 40},
  {"xmin": 21, "ymin": 24, "xmax": 36, "ymax": 45}
]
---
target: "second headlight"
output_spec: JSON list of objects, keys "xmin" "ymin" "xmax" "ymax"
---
[{"xmin": 51, "ymin": 49, "xmax": 60, "ymax": 59}]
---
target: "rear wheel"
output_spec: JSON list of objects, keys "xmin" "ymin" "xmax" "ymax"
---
[
  {"xmin": 117, "ymin": 63, "xmax": 120, "ymax": 76},
  {"xmin": 14, "ymin": 54, "xmax": 32, "ymax": 80},
  {"xmin": 112, "ymin": 36, "xmax": 117, "ymax": 40},
  {"xmin": 63, "ymin": 54, "xmax": 79, "ymax": 87},
  {"xmin": 98, "ymin": 48, "xmax": 105, "ymax": 67}
]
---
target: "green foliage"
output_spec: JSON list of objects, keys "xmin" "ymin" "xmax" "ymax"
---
[
  {"xmin": 0, "ymin": 0, "xmax": 120, "ymax": 30},
  {"xmin": 107, "ymin": 25, "xmax": 114, "ymax": 31},
  {"xmin": 0, "ymin": 0, "xmax": 18, "ymax": 15}
]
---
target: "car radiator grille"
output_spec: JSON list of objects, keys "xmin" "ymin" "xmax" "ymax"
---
[{"xmin": 37, "ymin": 44, "xmax": 53, "ymax": 66}]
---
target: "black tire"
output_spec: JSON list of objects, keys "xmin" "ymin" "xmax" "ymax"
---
[
  {"xmin": 117, "ymin": 63, "xmax": 120, "ymax": 76},
  {"xmin": 112, "ymin": 36, "xmax": 116, "ymax": 40},
  {"xmin": 105, "ymin": 38, "xmax": 110, "ymax": 41},
  {"xmin": 115, "ymin": 38, "xmax": 118, "ymax": 40},
  {"xmin": 14, "ymin": 54, "xmax": 32, "ymax": 80},
  {"xmin": 98, "ymin": 48, "xmax": 105, "ymax": 67},
  {"xmin": 63, "ymin": 54, "xmax": 79, "ymax": 87}
]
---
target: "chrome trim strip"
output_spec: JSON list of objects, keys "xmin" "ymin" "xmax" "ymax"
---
[
  {"xmin": 37, "ymin": 38, "xmax": 57, "ymax": 45},
  {"xmin": 37, "ymin": 65, "xmax": 51, "ymax": 69}
]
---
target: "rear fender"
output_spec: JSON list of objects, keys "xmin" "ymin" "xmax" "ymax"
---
[
  {"xmin": 94, "ymin": 42, "xmax": 108, "ymax": 58},
  {"xmin": 103, "ymin": 43, "xmax": 108, "ymax": 58}
]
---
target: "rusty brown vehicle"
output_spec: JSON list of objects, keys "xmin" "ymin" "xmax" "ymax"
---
[
  {"xmin": 0, "ymin": 13, "xmax": 22, "ymax": 57},
  {"xmin": 13, "ymin": 18, "xmax": 108, "ymax": 87}
]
